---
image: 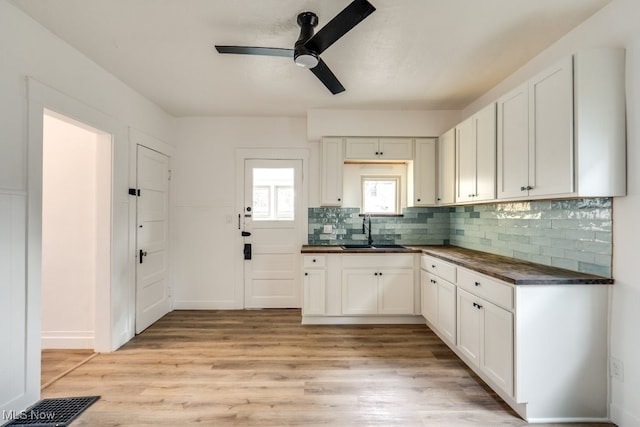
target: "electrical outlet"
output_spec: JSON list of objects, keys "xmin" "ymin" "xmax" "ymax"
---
[
  {"xmin": 323, "ymin": 224, "xmax": 333, "ymax": 234},
  {"xmin": 610, "ymin": 357, "xmax": 624, "ymax": 381}
]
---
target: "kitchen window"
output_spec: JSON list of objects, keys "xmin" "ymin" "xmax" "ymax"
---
[{"xmin": 361, "ymin": 176, "xmax": 400, "ymax": 215}]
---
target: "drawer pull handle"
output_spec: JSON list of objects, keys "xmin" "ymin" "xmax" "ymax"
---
[
  {"xmin": 305, "ymin": 272, "xmax": 308, "ymax": 276},
  {"xmin": 431, "ymin": 265, "xmax": 436, "ymax": 268},
  {"xmin": 473, "ymin": 302, "xmax": 483, "ymax": 309},
  {"xmin": 374, "ymin": 272, "xmax": 378, "ymax": 276},
  {"xmin": 312, "ymin": 259, "xmax": 316, "ymax": 262},
  {"xmin": 474, "ymin": 281, "xmax": 481, "ymax": 287},
  {"xmin": 430, "ymin": 279, "xmax": 436, "ymax": 284}
]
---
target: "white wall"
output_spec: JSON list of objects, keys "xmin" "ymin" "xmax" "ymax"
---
[
  {"xmin": 41, "ymin": 114, "xmax": 99, "ymax": 349},
  {"xmin": 462, "ymin": 1, "xmax": 640, "ymax": 424},
  {"xmin": 171, "ymin": 117, "xmax": 307, "ymax": 309},
  {"xmin": 307, "ymin": 109, "xmax": 460, "ymax": 141},
  {"xmin": 0, "ymin": 0, "xmax": 175, "ymax": 415}
]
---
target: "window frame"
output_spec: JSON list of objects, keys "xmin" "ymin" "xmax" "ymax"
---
[{"xmin": 360, "ymin": 175, "xmax": 401, "ymax": 215}]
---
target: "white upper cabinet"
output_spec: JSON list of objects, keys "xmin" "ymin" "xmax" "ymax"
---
[
  {"xmin": 456, "ymin": 103, "xmax": 496, "ymax": 203},
  {"xmin": 437, "ymin": 128, "xmax": 455, "ymax": 205},
  {"xmin": 497, "ymin": 49, "xmax": 626, "ymax": 200},
  {"xmin": 497, "ymin": 58, "xmax": 573, "ymax": 199},
  {"xmin": 320, "ymin": 137, "xmax": 344, "ymax": 206},
  {"xmin": 409, "ymin": 138, "xmax": 437, "ymax": 206},
  {"xmin": 344, "ymin": 137, "xmax": 414, "ymax": 161}
]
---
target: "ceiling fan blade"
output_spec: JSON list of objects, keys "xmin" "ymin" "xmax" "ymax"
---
[
  {"xmin": 215, "ymin": 46, "xmax": 294, "ymax": 58},
  {"xmin": 304, "ymin": 0, "xmax": 375, "ymax": 54},
  {"xmin": 309, "ymin": 58, "xmax": 345, "ymax": 94}
]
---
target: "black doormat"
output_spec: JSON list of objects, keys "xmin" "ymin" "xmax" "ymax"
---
[{"xmin": 3, "ymin": 396, "xmax": 100, "ymax": 427}]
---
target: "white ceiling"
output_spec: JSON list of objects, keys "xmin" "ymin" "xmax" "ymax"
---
[{"xmin": 10, "ymin": 0, "xmax": 610, "ymax": 117}]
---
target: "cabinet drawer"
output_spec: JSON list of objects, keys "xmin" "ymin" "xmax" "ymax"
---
[
  {"xmin": 343, "ymin": 254, "xmax": 414, "ymax": 269},
  {"xmin": 422, "ymin": 255, "xmax": 456, "ymax": 283},
  {"xmin": 457, "ymin": 268, "xmax": 514, "ymax": 310},
  {"xmin": 304, "ymin": 255, "xmax": 326, "ymax": 268}
]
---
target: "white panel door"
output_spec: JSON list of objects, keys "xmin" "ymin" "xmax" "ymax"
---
[
  {"xmin": 136, "ymin": 145, "xmax": 170, "ymax": 333},
  {"xmin": 377, "ymin": 268, "xmax": 414, "ymax": 314},
  {"xmin": 481, "ymin": 299, "xmax": 514, "ymax": 396},
  {"xmin": 243, "ymin": 159, "xmax": 302, "ymax": 308},
  {"xmin": 457, "ymin": 289, "xmax": 481, "ymax": 367},
  {"xmin": 529, "ymin": 57, "xmax": 574, "ymax": 197},
  {"xmin": 497, "ymin": 84, "xmax": 529, "ymax": 199},
  {"xmin": 455, "ymin": 117, "xmax": 476, "ymax": 202},
  {"xmin": 341, "ymin": 269, "xmax": 378, "ymax": 315}
]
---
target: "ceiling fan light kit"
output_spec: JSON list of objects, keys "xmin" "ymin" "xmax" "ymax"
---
[{"xmin": 215, "ymin": 0, "xmax": 375, "ymax": 94}]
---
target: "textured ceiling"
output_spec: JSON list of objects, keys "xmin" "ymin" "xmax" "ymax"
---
[{"xmin": 10, "ymin": 0, "xmax": 611, "ymax": 117}]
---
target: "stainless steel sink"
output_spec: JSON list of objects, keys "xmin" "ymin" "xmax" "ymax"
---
[{"xmin": 340, "ymin": 244, "xmax": 407, "ymax": 250}]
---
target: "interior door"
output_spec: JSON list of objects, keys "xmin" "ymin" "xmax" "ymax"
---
[
  {"xmin": 136, "ymin": 145, "xmax": 171, "ymax": 333},
  {"xmin": 243, "ymin": 159, "xmax": 302, "ymax": 308}
]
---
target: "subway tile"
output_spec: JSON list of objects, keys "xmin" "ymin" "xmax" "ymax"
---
[
  {"xmin": 578, "ymin": 262, "xmax": 611, "ymax": 278},
  {"xmin": 564, "ymin": 249, "xmax": 596, "ymax": 264},
  {"xmin": 307, "ymin": 198, "xmax": 612, "ymax": 276},
  {"xmin": 551, "ymin": 257, "xmax": 579, "ymax": 271}
]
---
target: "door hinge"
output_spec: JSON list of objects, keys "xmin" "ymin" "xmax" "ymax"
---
[{"xmin": 128, "ymin": 188, "xmax": 141, "ymax": 196}]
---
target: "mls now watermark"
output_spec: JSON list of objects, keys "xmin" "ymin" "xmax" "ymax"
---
[{"xmin": 3, "ymin": 409, "xmax": 56, "ymax": 422}]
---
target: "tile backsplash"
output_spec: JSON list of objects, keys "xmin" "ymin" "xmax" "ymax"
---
[
  {"xmin": 308, "ymin": 198, "xmax": 613, "ymax": 277},
  {"xmin": 307, "ymin": 207, "xmax": 450, "ymax": 246}
]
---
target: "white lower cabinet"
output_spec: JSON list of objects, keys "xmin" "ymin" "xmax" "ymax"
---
[
  {"xmin": 421, "ymin": 255, "xmax": 608, "ymax": 422},
  {"xmin": 303, "ymin": 253, "xmax": 419, "ymax": 322},
  {"xmin": 457, "ymin": 288, "xmax": 513, "ymax": 396},
  {"xmin": 302, "ymin": 255, "xmax": 326, "ymax": 315},
  {"xmin": 342, "ymin": 255, "xmax": 414, "ymax": 315},
  {"xmin": 421, "ymin": 269, "xmax": 456, "ymax": 345}
]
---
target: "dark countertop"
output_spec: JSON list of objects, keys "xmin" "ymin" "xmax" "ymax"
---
[
  {"xmin": 414, "ymin": 245, "xmax": 614, "ymax": 285},
  {"xmin": 300, "ymin": 244, "xmax": 614, "ymax": 285}
]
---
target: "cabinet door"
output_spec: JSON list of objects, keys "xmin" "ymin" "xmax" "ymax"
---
[
  {"xmin": 474, "ymin": 103, "xmax": 497, "ymax": 201},
  {"xmin": 456, "ymin": 117, "xmax": 476, "ymax": 203},
  {"xmin": 529, "ymin": 57, "xmax": 574, "ymax": 197},
  {"xmin": 303, "ymin": 269, "xmax": 326, "ymax": 315},
  {"xmin": 437, "ymin": 279, "xmax": 457, "ymax": 344},
  {"xmin": 344, "ymin": 137, "xmax": 379, "ymax": 160},
  {"xmin": 497, "ymin": 83, "xmax": 529, "ymax": 199},
  {"xmin": 438, "ymin": 129, "xmax": 456, "ymax": 205},
  {"xmin": 378, "ymin": 269, "xmax": 414, "ymax": 314},
  {"xmin": 342, "ymin": 269, "xmax": 378, "ymax": 314},
  {"xmin": 421, "ymin": 271, "xmax": 438, "ymax": 324},
  {"xmin": 481, "ymin": 299, "xmax": 514, "ymax": 397},
  {"xmin": 412, "ymin": 138, "xmax": 437, "ymax": 206},
  {"xmin": 379, "ymin": 138, "xmax": 414, "ymax": 160},
  {"xmin": 457, "ymin": 289, "xmax": 481, "ymax": 367},
  {"xmin": 321, "ymin": 138, "xmax": 344, "ymax": 206}
]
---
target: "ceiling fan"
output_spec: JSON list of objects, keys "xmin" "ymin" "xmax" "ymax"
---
[{"xmin": 215, "ymin": 0, "xmax": 376, "ymax": 94}]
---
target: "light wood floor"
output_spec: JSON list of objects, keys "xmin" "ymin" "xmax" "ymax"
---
[
  {"xmin": 42, "ymin": 310, "xmax": 614, "ymax": 426},
  {"xmin": 41, "ymin": 349, "xmax": 95, "ymax": 388}
]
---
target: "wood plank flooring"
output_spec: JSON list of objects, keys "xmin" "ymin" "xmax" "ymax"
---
[
  {"xmin": 41, "ymin": 310, "xmax": 614, "ymax": 426},
  {"xmin": 41, "ymin": 349, "xmax": 95, "ymax": 388}
]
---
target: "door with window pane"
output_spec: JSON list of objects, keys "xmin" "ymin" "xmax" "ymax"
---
[{"xmin": 243, "ymin": 159, "xmax": 302, "ymax": 308}]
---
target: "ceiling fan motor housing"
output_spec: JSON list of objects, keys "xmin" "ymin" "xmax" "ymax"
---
[{"xmin": 294, "ymin": 12, "xmax": 319, "ymax": 68}]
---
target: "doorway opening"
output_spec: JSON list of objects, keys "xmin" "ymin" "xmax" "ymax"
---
[{"xmin": 40, "ymin": 110, "xmax": 111, "ymax": 386}]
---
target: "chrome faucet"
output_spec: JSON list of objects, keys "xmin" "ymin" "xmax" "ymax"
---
[{"xmin": 362, "ymin": 214, "xmax": 373, "ymax": 246}]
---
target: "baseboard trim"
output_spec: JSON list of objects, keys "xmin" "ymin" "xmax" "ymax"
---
[
  {"xmin": 302, "ymin": 315, "xmax": 425, "ymax": 325},
  {"xmin": 41, "ymin": 331, "xmax": 94, "ymax": 349},
  {"xmin": 611, "ymin": 402, "xmax": 640, "ymax": 427}
]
